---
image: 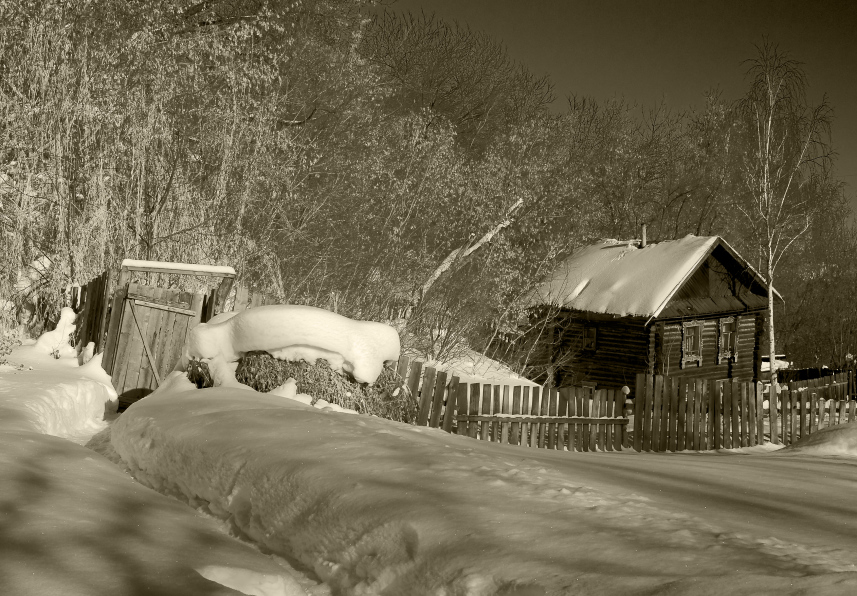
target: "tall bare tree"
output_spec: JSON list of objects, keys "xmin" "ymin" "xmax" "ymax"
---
[{"xmin": 736, "ymin": 41, "xmax": 833, "ymax": 388}]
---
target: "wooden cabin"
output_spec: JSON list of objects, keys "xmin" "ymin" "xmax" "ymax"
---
[{"xmin": 527, "ymin": 235, "xmax": 782, "ymax": 393}]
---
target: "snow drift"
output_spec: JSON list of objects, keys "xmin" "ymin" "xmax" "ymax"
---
[{"xmin": 182, "ymin": 305, "xmax": 401, "ymax": 384}]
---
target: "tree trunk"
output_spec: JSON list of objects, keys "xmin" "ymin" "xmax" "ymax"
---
[{"xmin": 767, "ymin": 256, "xmax": 778, "ymax": 393}]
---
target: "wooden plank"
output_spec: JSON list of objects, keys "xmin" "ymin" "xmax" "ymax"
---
[
  {"xmin": 651, "ymin": 376, "xmax": 662, "ymax": 452},
  {"xmin": 799, "ymin": 389, "xmax": 808, "ymax": 439},
  {"xmin": 133, "ymin": 299, "xmax": 197, "ymax": 317},
  {"xmin": 547, "ymin": 388, "xmax": 558, "ymax": 449},
  {"xmin": 134, "ymin": 286, "xmax": 163, "ymax": 392},
  {"xmin": 590, "ymin": 389, "xmax": 602, "ymax": 451},
  {"xmin": 510, "ymin": 386, "xmax": 522, "ymax": 445},
  {"xmin": 102, "ymin": 285, "xmax": 126, "ymax": 374},
  {"xmin": 441, "ymin": 376, "xmax": 460, "ymax": 433},
  {"xmin": 731, "ymin": 379, "xmax": 741, "ymax": 449},
  {"xmin": 500, "ymin": 385, "xmax": 511, "ymax": 444},
  {"xmin": 849, "ymin": 400, "xmax": 856, "ymax": 423},
  {"xmin": 576, "ymin": 387, "xmax": 585, "ymax": 452},
  {"xmin": 121, "ymin": 264, "xmax": 236, "ymax": 278},
  {"xmin": 668, "ymin": 377, "xmax": 679, "ymax": 452},
  {"xmin": 738, "ymin": 382, "xmax": 750, "ymax": 447},
  {"xmin": 416, "ymin": 367, "xmax": 437, "ymax": 426},
  {"xmin": 755, "ymin": 383, "xmax": 764, "ymax": 445},
  {"xmin": 114, "ymin": 283, "xmax": 143, "ymax": 398},
  {"xmin": 722, "ymin": 380, "xmax": 732, "ymax": 449},
  {"xmin": 536, "ymin": 387, "xmax": 548, "ymax": 449},
  {"xmin": 456, "ymin": 416, "xmax": 629, "ymax": 425},
  {"xmin": 153, "ymin": 288, "xmax": 180, "ymax": 383},
  {"xmin": 685, "ymin": 380, "xmax": 696, "ymax": 450},
  {"xmin": 634, "ymin": 374, "xmax": 646, "ymax": 452},
  {"xmin": 407, "ymin": 361, "xmax": 424, "ymax": 415},
  {"xmin": 582, "ymin": 387, "xmax": 592, "ymax": 452},
  {"xmin": 521, "ymin": 387, "xmax": 531, "ymax": 447},
  {"xmin": 455, "ymin": 381, "xmax": 468, "ymax": 436},
  {"xmin": 695, "ymin": 379, "xmax": 705, "ymax": 451},
  {"xmin": 468, "ymin": 384, "xmax": 481, "ymax": 438},
  {"xmin": 604, "ymin": 389, "xmax": 615, "ymax": 453},
  {"xmin": 746, "ymin": 382, "xmax": 757, "ymax": 447},
  {"xmin": 95, "ymin": 272, "xmax": 111, "ymax": 352},
  {"xmin": 480, "ymin": 384, "xmax": 492, "ymax": 441},
  {"xmin": 127, "ymin": 292, "xmax": 192, "ymax": 311},
  {"xmin": 396, "ymin": 356, "xmax": 410, "ymax": 388},
  {"xmin": 166, "ymin": 290, "xmax": 195, "ymax": 376},
  {"xmin": 790, "ymin": 390, "xmax": 798, "ymax": 442},
  {"xmin": 839, "ymin": 399, "xmax": 848, "ymax": 427},
  {"xmin": 652, "ymin": 375, "xmax": 664, "ymax": 452},
  {"xmin": 809, "ymin": 392, "xmax": 818, "ymax": 434},
  {"xmin": 614, "ymin": 389, "xmax": 624, "ymax": 451},
  {"xmin": 492, "ymin": 385, "xmax": 502, "ymax": 442},
  {"xmin": 429, "ymin": 370, "xmax": 448, "ymax": 429},
  {"xmin": 558, "ymin": 387, "xmax": 571, "ymax": 450},
  {"xmin": 677, "ymin": 379, "xmax": 687, "ymax": 451}
]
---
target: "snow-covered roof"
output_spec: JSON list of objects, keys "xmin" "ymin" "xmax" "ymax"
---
[
  {"xmin": 531, "ymin": 235, "xmax": 779, "ymax": 319},
  {"xmin": 121, "ymin": 259, "xmax": 236, "ymax": 277}
]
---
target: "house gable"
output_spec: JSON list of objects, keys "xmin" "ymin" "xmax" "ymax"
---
[{"xmin": 658, "ymin": 244, "xmax": 769, "ymax": 319}]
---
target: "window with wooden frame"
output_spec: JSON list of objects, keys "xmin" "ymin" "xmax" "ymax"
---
[
  {"xmin": 583, "ymin": 326, "xmax": 597, "ymax": 352},
  {"xmin": 681, "ymin": 320, "xmax": 703, "ymax": 368},
  {"xmin": 718, "ymin": 317, "xmax": 737, "ymax": 364}
]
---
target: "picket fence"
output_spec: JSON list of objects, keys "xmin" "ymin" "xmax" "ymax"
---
[
  {"xmin": 397, "ymin": 355, "xmax": 628, "ymax": 452},
  {"xmin": 398, "ymin": 355, "xmax": 856, "ymax": 454},
  {"xmin": 633, "ymin": 373, "xmax": 857, "ymax": 452}
]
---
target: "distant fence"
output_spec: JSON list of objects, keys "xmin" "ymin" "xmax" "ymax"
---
[
  {"xmin": 397, "ymin": 355, "xmax": 629, "ymax": 452},
  {"xmin": 396, "ymin": 355, "xmax": 855, "ymax": 454},
  {"xmin": 633, "ymin": 373, "xmax": 856, "ymax": 452}
]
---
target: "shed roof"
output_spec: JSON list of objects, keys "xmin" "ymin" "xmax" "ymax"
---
[{"xmin": 530, "ymin": 235, "xmax": 780, "ymax": 320}]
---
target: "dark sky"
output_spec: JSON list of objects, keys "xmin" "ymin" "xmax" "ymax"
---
[{"xmin": 390, "ymin": 0, "xmax": 857, "ymax": 214}]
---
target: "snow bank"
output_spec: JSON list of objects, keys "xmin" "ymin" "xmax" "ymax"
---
[
  {"xmin": 183, "ymin": 305, "xmax": 401, "ymax": 384},
  {"xmin": 0, "ymin": 347, "xmax": 117, "ymax": 444},
  {"xmin": 33, "ymin": 306, "xmax": 78, "ymax": 358},
  {"xmin": 112, "ymin": 384, "xmax": 857, "ymax": 595},
  {"xmin": 783, "ymin": 422, "xmax": 857, "ymax": 457},
  {"xmin": 415, "ymin": 348, "xmax": 539, "ymax": 388}
]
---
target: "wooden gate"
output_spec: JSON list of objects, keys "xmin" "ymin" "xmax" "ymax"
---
[
  {"xmin": 103, "ymin": 283, "xmax": 204, "ymax": 408},
  {"xmin": 101, "ymin": 260, "xmax": 236, "ymax": 409}
]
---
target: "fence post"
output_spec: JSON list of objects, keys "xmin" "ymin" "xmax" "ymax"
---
[{"xmin": 633, "ymin": 374, "xmax": 646, "ymax": 452}]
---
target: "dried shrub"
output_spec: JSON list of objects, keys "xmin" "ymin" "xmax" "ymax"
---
[
  {"xmin": 234, "ymin": 351, "xmax": 417, "ymax": 423},
  {"xmin": 187, "ymin": 359, "xmax": 213, "ymax": 388}
]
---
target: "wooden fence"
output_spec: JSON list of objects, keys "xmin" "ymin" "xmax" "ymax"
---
[
  {"xmin": 774, "ymin": 381, "xmax": 857, "ymax": 446},
  {"xmin": 397, "ymin": 356, "xmax": 855, "ymax": 454},
  {"xmin": 397, "ymin": 355, "xmax": 629, "ymax": 452},
  {"xmin": 72, "ymin": 271, "xmax": 111, "ymax": 352},
  {"xmin": 633, "ymin": 373, "xmax": 857, "ymax": 452}
]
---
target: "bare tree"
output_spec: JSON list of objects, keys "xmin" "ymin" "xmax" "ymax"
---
[{"xmin": 736, "ymin": 40, "xmax": 833, "ymax": 388}]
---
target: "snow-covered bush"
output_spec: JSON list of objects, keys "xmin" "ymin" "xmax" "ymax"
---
[{"xmin": 234, "ymin": 353, "xmax": 416, "ymax": 423}]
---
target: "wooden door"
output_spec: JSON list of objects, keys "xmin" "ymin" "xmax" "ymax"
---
[{"xmin": 103, "ymin": 283, "xmax": 204, "ymax": 409}]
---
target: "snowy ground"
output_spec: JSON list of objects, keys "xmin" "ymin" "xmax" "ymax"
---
[
  {"xmin": 0, "ymin": 347, "xmax": 322, "ymax": 596},
  {"xmin": 3, "ymin": 343, "xmax": 857, "ymax": 595}
]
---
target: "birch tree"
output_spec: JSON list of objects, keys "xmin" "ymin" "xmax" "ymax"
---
[{"xmin": 737, "ymin": 41, "xmax": 833, "ymax": 388}]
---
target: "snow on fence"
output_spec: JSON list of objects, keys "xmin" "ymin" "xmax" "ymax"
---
[
  {"xmin": 397, "ymin": 355, "xmax": 630, "ymax": 452},
  {"xmin": 633, "ymin": 373, "xmax": 857, "ymax": 452}
]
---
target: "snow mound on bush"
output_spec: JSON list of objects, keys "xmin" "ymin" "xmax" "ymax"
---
[
  {"xmin": 183, "ymin": 305, "xmax": 400, "ymax": 384},
  {"xmin": 784, "ymin": 422, "xmax": 857, "ymax": 457}
]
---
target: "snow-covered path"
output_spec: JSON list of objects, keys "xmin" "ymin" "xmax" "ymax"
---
[
  {"xmin": 514, "ymin": 448, "xmax": 857, "ymax": 571},
  {"xmin": 111, "ymin": 382, "xmax": 857, "ymax": 595}
]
